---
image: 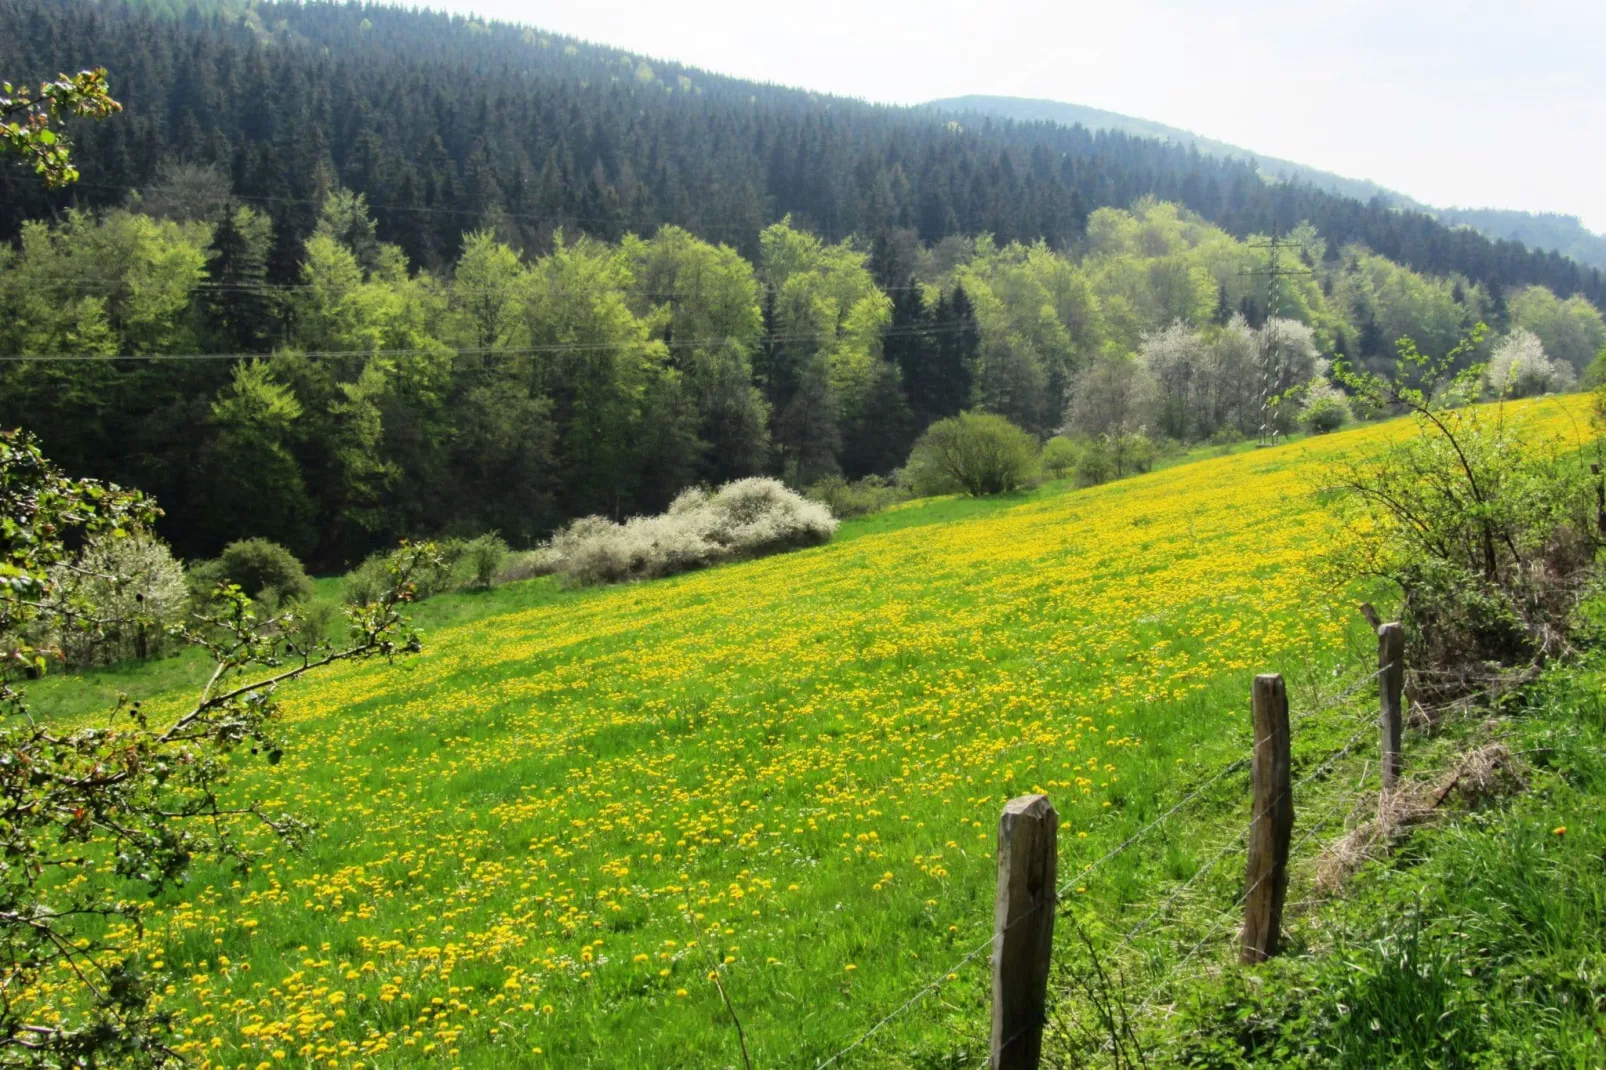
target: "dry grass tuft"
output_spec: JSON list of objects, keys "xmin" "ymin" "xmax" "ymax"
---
[{"xmin": 1313, "ymin": 743, "xmax": 1526, "ymax": 896}]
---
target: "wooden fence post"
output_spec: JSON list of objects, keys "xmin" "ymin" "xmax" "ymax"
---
[
  {"xmin": 991, "ymin": 794, "xmax": 1058, "ymax": 1070},
  {"xmin": 1241, "ymin": 674, "xmax": 1292, "ymax": 964},
  {"xmin": 1379, "ymin": 621, "xmax": 1405, "ymax": 793},
  {"xmin": 1592, "ymin": 463, "xmax": 1605, "ymax": 535}
]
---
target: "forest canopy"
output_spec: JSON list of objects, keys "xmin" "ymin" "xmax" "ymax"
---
[{"xmin": 3, "ymin": 185, "xmax": 1599, "ymax": 568}]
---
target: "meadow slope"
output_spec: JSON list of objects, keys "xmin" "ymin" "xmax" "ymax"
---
[{"xmin": 33, "ymin": 397, "xmax": 1594, "ymax": 1068}]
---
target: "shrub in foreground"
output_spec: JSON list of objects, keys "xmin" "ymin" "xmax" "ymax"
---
[
  {"xmin": 903, "ymin": 412, "xmax": 1039, "ymax": 496},
  {"xmin": 542, "ymin": 477, "xmax": 837, "ymax": 585},
  {"xmin": 1331, "ymin": 326, "xmax": 1600, "ymax": 693}
]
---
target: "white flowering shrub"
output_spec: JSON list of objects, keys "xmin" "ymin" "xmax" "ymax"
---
[
  {"xmin": 39, "ymin": 533, "xmax": 188, "ymax": 665},
  {"xmin": 542, "ymin": 477, "xmax": 838, "ymax": 585},
  {"xmin": 1300, "ymin": 377, "xmax": 1353, "ymax": 434},
  {"xmin": 1485, "ymin": 328, "xmax": 1576, "ymax": 398}
]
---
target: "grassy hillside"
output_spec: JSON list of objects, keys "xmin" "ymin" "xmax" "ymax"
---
[{"xmin": 28, "ymin": 399, "xmax": 1593, "ymax": 1068}]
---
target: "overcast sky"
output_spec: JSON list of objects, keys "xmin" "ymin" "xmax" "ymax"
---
[{"xmin": 426, "ymin": 0, "xmax": 1605, "ymax": 234}]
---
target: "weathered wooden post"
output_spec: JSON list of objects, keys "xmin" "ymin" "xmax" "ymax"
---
[
  {"xmin": 1592, "ymin": 463, "xmax": 1605, "ymax": 535},
  {"xmin": 1241, "ymin": 674, "xmax": 1292, "ymax": 964},
  {"xmin": 1379, "ymin": 621, "xmax": 1405, "ymax": 793},
  {"xmin": 991, "ymin": 794, "xmax": 1058, "ymax": 1070}
]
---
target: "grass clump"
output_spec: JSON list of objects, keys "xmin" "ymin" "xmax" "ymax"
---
[
  {"xmin": 1153, "ymin": 658, "xmax": 1606, "ymax": 1068},
  {"xmin": 541, "ymin": 476, "xmax": 837, "ymax": 585}
]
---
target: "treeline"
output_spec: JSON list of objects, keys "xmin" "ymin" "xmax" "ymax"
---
[
  {"xmin": 1, "ymin": 0, "xmax": 1603, "ymax": 310},
  {"xmin": 5, "ymin": 187, "xmax": 1603, "ymax": 569}
]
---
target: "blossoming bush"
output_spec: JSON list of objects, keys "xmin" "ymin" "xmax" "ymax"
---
[
  {"xmin": 542, "ymin": 477, "xmax": 838, "ymax": 585},
  {"xmin": 32, "ymin": 532, "xmax": 187, "ymax": 665}
]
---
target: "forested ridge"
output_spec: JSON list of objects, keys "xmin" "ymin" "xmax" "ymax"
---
[
  {"xmin": 2, "ymin": 0, "xmax": 1605, "ymax": 573},
  {"xmin": 3, "ymin": 0, "xmax": 1603, "ymax": 304}
]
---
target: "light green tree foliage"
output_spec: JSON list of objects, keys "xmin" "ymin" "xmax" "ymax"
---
[
  {"xmin": 1084, "ymin": 204, "xmax": 1213, "ymax": 355},
  {"xmin": 0, "ymin": 220, "xmax": 118, "ymax": 359},
  {"xmin": 0, "ymin": 209, "xmax": 209, "ymax": 356},
  {"xmin": 624, "ymin": 226, "xmax": 771, "ymax": 483},
  {"xmin": 202, "ymin": 360, "xmax": 314, "ymax": 552},
  {"xmin": 1333, "ymin": 247, "xmax": 1485, "ymax": 362},
  {"xmin": 759, "ymin": 218, "xmax": 889, "ymax": 400},
  {"xmin": 278, "ymin": 193, "xmax": 453, "ymax": 557},
  {"xmin": 441, "ymin": 231, "xmax": 557, "ymax": 543},
  {"xmin": 1507, "ymin": 285, "xmax": 1606, "ymax": 372},
  {"xmin": 526, "ymin": 231, "xmax": 674, "ymax": 515},
  {"xmin": 758, "ymin": 219, "xmax": 889, "ymax": 483},
  {"xmin": 0, "ymin": 210, "xmax": 212, "ymax": 484},
  {"xmin": 447, "ymin": 229, "xmax": 530, "ymax": 351},
  {"xmin": 951, "ymin": 239, "xmax": 1098, "ymax": 434}
]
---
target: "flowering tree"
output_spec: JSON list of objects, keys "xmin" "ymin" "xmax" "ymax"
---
[{"xmin": 0, "ymin": 429, "xmax": 435, "ymax": 1065}]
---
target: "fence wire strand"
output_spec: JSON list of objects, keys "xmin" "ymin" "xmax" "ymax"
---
[{"xmin": 813, "ymin": 663, "xmax": 1391, "ymax": 1068}]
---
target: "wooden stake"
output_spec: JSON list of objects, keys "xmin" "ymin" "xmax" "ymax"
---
[
  {"xmin": 990, "ymin": 794, "xmax": 1058, "ymax": 1070},
  {"xmin": 1241, "ymin": 674, "xmax": 1292, "ymax": 964},
  {"xmin": 1379, "ymin": 622, "xmax": 1405, "ymax": 793}
]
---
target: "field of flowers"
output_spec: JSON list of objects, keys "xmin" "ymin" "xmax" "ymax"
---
[{"xmin": 36, "ymin": 397, "xmax": 1593, "ymax": 1067}]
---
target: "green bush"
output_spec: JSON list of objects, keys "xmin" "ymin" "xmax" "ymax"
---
[
  {"xmin": 1040, "ymin": 436, "xmax": 1081, "ymax": 480},
  {"xmin": 1301, "ymin": 394, "xmax": 1350, "ymax": 434},
  {"xmin": 903, "ymin": 412, "xmax": 1039, "ymax": 496},
  {"xmin": 460, "ymin": 533, "xmax": 509, "ymax": 590},
  {"xmin": 291, "ymin": 598, "xmax": 345, "ymax": 650},
  {"xmin": 198, "ymin": 538, "xmax": 314, "ymax": 605},
  {"xmin": 340, "ymin": 555, "xmax": 392, "ymax": 607},
  {"xmin": 342, "ymin": 533, "xmax": 509, "ymax": 603},
  {"xmin": 806, "ymin": 474, "xmax": 909, "ymax": 518},
  {"xmin": 1075, "ymin": 432, "xmax": 1153, "ymax": 484},
  {"xmin": 1075, "ymin": 437, "xmax": 1114, "ymax": 485},
  {"xmin": 1332, "ymin": 327, "xmax": 1600, "ymax": 687}
]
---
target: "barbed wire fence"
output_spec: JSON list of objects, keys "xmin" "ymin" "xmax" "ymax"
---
[{"xmin": 813, "ymin": 641, "xmax": 1402, "ymax": 1069}]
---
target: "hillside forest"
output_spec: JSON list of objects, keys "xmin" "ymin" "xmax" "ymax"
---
[
  {"xmin": 5, "ymin": 187, "xmax": 1603, "ymax": 569},
  {"xmin": 2, "ymin": 0, "xmax": 1605, "ymax": 570}
]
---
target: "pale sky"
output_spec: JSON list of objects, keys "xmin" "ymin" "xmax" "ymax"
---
[{"xmin": 427, "ymin": 0, "xmax": 1606, "ymax": 235}]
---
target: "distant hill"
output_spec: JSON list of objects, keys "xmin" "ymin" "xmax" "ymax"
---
[
  {"xmin": 1435, "ymin": 207, "xmax": 1606, "ymax": 273},
  {"xmin": 928, "ymin": 95, "xmax": 1606, "ymax": 271}
]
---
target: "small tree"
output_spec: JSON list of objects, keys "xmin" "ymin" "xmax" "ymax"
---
[
  {"xmin": 1300, "ymin": 378, "xmax": 1352, "ymax": 434},
  {"xmin": 904, "ymin": 411, "xmax": 1040, "ymax": 496},
  {"xmin": 1330, "ymin": 326, "xmax": 1600, "ymax": 691},
  {"xmin": 1041, "ymin": 436, "xmax": 1082, "ymax": 480},
  {"xmin": 461, "ymin": 532, "xmax": 510, "ymax": 589},
  {"xmin": 0, "ymin": 429, "xmax": 434, "ymax": 1066},
  {"xmin": 1065, "ymin": 354, "xmax": 1157, "ymax": 474},
  {"xmin": 34, "ymin": 532, "xmax": 187, "ymax": 665},
  {"xmin": 1484, "ymin": 328, "xmax": 1575, "ymax": 398}
]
